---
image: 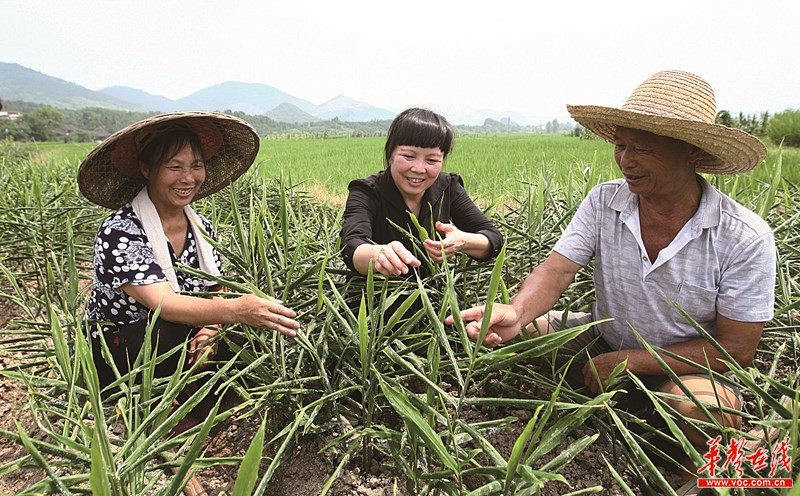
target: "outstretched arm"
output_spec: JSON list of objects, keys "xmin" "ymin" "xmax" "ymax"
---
[
  {"xmin": 122, "ymin": 282, "xmax": 300, "ymax": 337},
  {"xmin": 352, "ymin": 241, "xmax": 422, "ymax": 276},
  {"xmin": 445, "ymin": 251, "xmax": 581, "ymax": 345}
]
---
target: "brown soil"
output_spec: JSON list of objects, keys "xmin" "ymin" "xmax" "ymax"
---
[
  {"xmin": 190, "ymin": 404, "xmax": 686, "ymax": 496},
  {"xmin": 0, "ymin": 297, "xmax": 46, "ymax": 493}
]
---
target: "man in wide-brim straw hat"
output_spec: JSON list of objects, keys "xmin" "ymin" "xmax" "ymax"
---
[
  {"xmin": 448, "ymin": 71, "xmax": 776, "ymax": 449},
  {"xmin": 78, "ymin": 112, "xmax": 300, "ymax": 408}
]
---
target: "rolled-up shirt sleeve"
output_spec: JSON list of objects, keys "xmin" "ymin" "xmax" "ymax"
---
[
  {"xmin": 448, "ymin": 177, "xmax": 504, "ymax": 261},
  {"xmin": 340, "ymin": 181, "xmax": 377, "ymax": 271}
]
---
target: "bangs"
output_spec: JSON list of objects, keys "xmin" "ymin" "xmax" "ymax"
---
[
  {"xmin": 384, "ymin": 108, "xmax": 454, "ymax": 166},
  {"xmin": 139, "ymin": 130, "xmax": 204, "ymax": 170},
  {"xmin": 394, "ymin": 119, "xmax": 453, "ymax": 151}
]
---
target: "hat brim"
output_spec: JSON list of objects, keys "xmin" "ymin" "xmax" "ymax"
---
[
  {"xmin": 567, "ymin": 105, "xmax": 767, "ymax": 175},
  {"xmin": 78, "ymin": 112, "xmax": 260, "ymax": 209}
]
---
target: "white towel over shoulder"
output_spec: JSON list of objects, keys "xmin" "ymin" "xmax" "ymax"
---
[{"xmin": 131, "ymin": 187, "xmax": 221, "ymax": 292}]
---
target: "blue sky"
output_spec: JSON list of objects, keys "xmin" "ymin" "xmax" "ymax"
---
[{"xmin": 4, "ymin": 0, "xmax": 799, "ymax": 123}]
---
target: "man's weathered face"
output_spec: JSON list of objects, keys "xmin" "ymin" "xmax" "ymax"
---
[{"xmin": 612, "ymin": 127, "xmax": 697, "ymax": 198}]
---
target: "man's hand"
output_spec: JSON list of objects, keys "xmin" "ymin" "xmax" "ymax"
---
[
  {"xmin": 582, "ymin": 351, "xmax": 629, "ymax": 394},
  {"xmin": 445, "ymin": 303, "xmax": 523, "ymax": 347}
]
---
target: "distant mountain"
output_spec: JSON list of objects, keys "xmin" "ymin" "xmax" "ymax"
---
[
  {"xmin": 100, "ymin": 86, "xmax": 177, "ymax": 112},
  {"xmin": 430, "ymin": 104, "xmax": 533, "ymax": 126},
  {"xmin": 0, "ymin": 62, "xmax": 537, "ymax": 125},
  {"xmin": 0, "ymin": 62, "xmax": 140, "ymax": 110},
  {"xmin": 174, "ymin": 81, "xmax": 317, "ymax": 115},
  {"xmin": 266, "ymin": 103, "xmax": 320, "ymax": 123},
  {"xmin": 313, "ymin": 95, "xmax": 395, "ymax": 122}
]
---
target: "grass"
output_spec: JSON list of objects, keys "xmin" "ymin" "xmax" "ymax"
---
[{"xmin": 0, "ymin": 134, "xmax": 798, "ymax": 495}]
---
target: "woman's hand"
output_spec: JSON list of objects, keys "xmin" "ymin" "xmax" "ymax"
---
[
  {"xmin": 188, "ymin": 327, "xmax": 219, "ymax": 367},
  {"xmin": 422, "ymin": 221, "xmax": 470, "ymax": 263},
  {"xmin": 371, "ymin": 241, "xmax": 421, "ymax": 276},
  {"xmin": 234, "ymin": 294, "xmax": 300, "ymax": 337},
  {"xmin": 122, "ymin": 282, "xmax": 300, "ymax": 336}
]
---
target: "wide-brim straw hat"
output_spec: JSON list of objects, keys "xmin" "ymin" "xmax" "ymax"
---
[
  {"xmin": 78, "ymin": 111, "xmax": 260, "ymax": 209},
  {"xmin": 567, "ymin": 70, "xmax": 766, "ymax": 175}
]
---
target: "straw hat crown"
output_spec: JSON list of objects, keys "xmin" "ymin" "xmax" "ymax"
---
[
  {"xmin": 78, "ymin": 111, "xmax": 260, "ymax": 209},
  {"xmin": 567, "ymin": 70, "xmax": 767, "ymax": 174}
]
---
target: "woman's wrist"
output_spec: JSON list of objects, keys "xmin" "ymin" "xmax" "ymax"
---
[
  {"xmin": 459, "ymin": 232, "xmax": 491, "ymax": 258},
  {"xmin": 353, "ymin": 243, "xmax": 381, "ymax": 274}
]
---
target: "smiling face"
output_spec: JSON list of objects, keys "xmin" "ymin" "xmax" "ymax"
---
[
  {"xmin": 613, "ymin": 127, "xmax": 699, "ymax": 199},
  {"xmin": 141, "ymin": 143, "xmax": 206, "ymax": 215},
  {"xmin": 389, "ymin": 145, "xmax": 444, "ymax": 205}
]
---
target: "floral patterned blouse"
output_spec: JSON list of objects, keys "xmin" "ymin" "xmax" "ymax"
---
[{"xmin": 86, "ymin": 203, "xmax": 222, "ymax": 338}]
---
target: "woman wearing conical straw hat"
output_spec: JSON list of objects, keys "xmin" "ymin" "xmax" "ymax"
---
[
  {"xmin": 78, "ymin": 112, "xmax": 300, "ymax": 397},
  {"xmin": 448, "ymin": 71, "xmax": 776, "ymax": 448}
]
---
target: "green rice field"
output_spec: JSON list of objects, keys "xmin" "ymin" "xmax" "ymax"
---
[{"xmin": 27, "ymin": 134, "xmax": 800, "ymax": 204}]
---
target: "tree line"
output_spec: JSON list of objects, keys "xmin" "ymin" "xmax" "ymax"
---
[
  {"xmin": 6, "ymin": 100, "xmax": 794, "ymax": 146},
  {"xmin": 0, "ymin": 101, "xmax": 547, "ymax": 143},
  {"xmin": 0, "ymin": 102, "xmax": 394, "ymax": 142}
]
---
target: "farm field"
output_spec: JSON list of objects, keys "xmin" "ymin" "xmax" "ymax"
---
[
  {"xmin": 255, "ymin": 134, "xmax": 622, "ymax": 204},
  {"xmin": 25, "ymin": 134, "xmax": 800, "ymax": 204},
  {"xmin": 0, "ymin": 134, "xmax": 798, "ymax": 495}
]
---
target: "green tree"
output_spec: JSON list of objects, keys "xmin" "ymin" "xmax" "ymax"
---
[
  {"xmin": 767, "ymin": 109, "xmax": 800, "ymax": 148},
  {"xmin": 716, "ymin": 110, "xmax": 734, "ymax": 127},
  {"xmin": 3, "ymin": 120, "xmax": 30, "ymax": 141},
  {"xmin": 760, "ymin": 111, "xmax": 771, "ymax": 135},
  {"xmin": 21, "ymin": 106, "xmax": 64, "ymax": 141},
  {"xmin": 736, "ymin": 112, "xmax": 762, "ymax": 135}
]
